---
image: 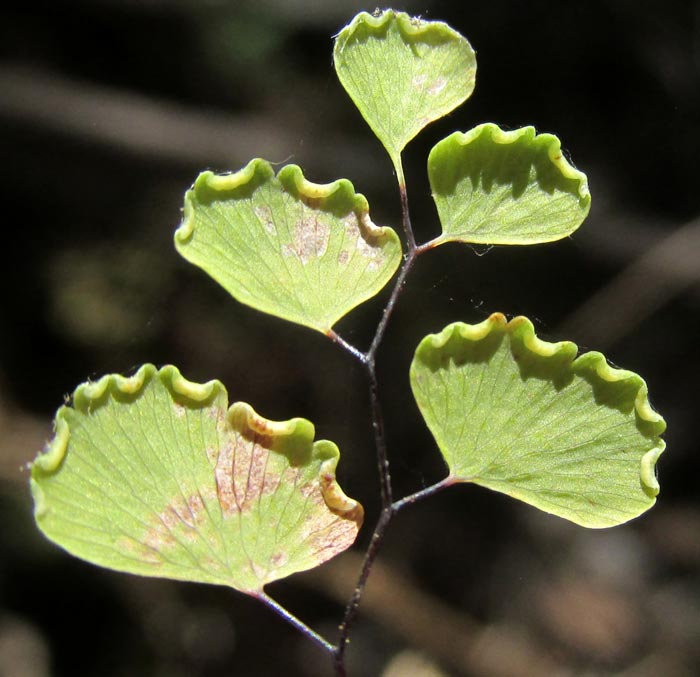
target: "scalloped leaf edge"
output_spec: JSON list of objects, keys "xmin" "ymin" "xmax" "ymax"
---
[
  {"xmin": 333, "ymin": 9, "xmax": 476, "ymax": 160},
  {"xmin": 227, "ymin": 401, "xmax": 363, "ymax": 522},
  {"xmin": 335, "ymin": 9, "xmax": 465, "ymax": 42},
  {"xmin": 31, "ymin": 364, "xmax": 364, "ymax": 528},
  {"xmin": 429, "ymin": 123, "xmax": 592, "ymax": 245},
  {"xmin": 175, "ymin": 158, "xmax": 396, "ymax": 248},
  {"xmin": 31, "ymin": 364, "xmax": 222, "ymax": 476},
  {"xmin": 174, "ymin": 158, "xmax": 402, "ymax": 333},
  {"xmin": 413, "ymin": 313, "xmax": 666, "ymax": 507}
]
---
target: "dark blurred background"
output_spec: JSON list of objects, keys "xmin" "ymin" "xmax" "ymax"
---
[{"xmin": 1, "ymin": 1, "xmax": 699, "ymax": 675}]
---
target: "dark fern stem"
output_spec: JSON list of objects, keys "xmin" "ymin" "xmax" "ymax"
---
[{"xmin": 327, "ymin": 171, "xmax": 449, "ymax": 676}]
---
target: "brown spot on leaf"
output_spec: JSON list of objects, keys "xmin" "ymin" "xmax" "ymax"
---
[
  {"xmin": 296, "ymin": 499, "xmax": 361, "ymax": 564},
  {"xmin": 140, "ymin": 550, "xmax": 163, "ymax": 565},
  {"xmin": 309, "ymin": 516, "xmax": 359, "ymax": 559},
  {"xmin": 337, "ymin": 250, "xmax": 349, "ymax": 265},
  {"xmin": 252, "ymin": 562, "xmax": 267, "ymax": 581},
  {"xmin": 427, "ymin": 77, "xmax": 447, "ymax": 95},
  {"xmin": 214, "ymin": 433, "xmax": 283, "ymax": 517},
  {"xmin": 299, "ymin": 195, "xmax": 323, "ymax": 210},
  {"xmin": 299, "ymin": 481, "xmax": 316, "ymax": 498},
  {"xmin": 200, "ymin": 557, "xmax": 225, "ymax": 573},
  {"xmin": 118, "ymin": 536, "xmax": 164, "ymax": 566},
  {"xmin": 214, "ymin": 442, "xmax": 238, "ymax": 516},
  {"xmin": 341, "ymin": 212, "xmax": 387, "ymax": 272},
  {"xmin": 270, "ymin": 551, "xmax": 288, "ymax": 568},
  {"xmin": 283, "ymin": 466, "xmax": 301, "ymax": 482},
  {"xmin": 188, "ymin": 494, "xmax": 205, "ymax": 521},
  {"xmin": 283, "ymin": 216, "xmax": 331, "ymax": 265},
  {"xmin": 291, "ymin": 471, "xmax": 363, "ymax": 566},
  {"xmin": 207, "ymin": 406, "xmax": 225, "ymax": 421},
  {"xmin": 143, "ymin": 491, "xmax": 207, "ymax": 551},
  {"xmin": 237, "ymin": 419, "xmax": 274, "ymax": 449},
  {"xmin": 262, "ymin": 467, "xmax": 282, "ymax": 496},
  {"xmin": 254, "ymin": 205, "xmax": 276, "ymax": 235},
  {"xmin": 412, "ymin": 74, "xmax": 428, "ymax": 89}
]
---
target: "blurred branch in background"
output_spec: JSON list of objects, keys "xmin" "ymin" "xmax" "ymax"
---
[
  {"xmin": 306, "ymin": 551, "xmax": 564, "ymax": 677},
  {"xmin": 0, "ymin": 64, "xmax": 381, "ymax": 182},
  {"xmin": 2, "ymin": 3, "xmax": 698, "ymax": 675},
  {"xmin": 560, "ymin": 218, "xmax": 700, "ymax": 349},
  {"xmin": 0, "ymin": 387, "xmax": 50, "ymax": 483}
]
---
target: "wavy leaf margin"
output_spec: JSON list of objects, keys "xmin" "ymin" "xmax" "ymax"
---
[
  {"xmin": 31, "ymin": 364, "xmax": 363, "ymax": 592},
  {"xmin": 333, "ymin": 9, "xmax": 476, "ymax": 163},
  {"xmin": 411, "ymin": 313, "xmax": 666, "ymax": 527},
  {"xmin": 429, "ymin": 124, "xmax": 592, "ymax": 245},
  {"xmin": 175, "ymin": 159, "xmax": 402, "ymax": 333}
]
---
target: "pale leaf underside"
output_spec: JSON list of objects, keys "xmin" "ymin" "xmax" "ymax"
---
[
  {"xmin": 429, "ymin": 124, "xmax": 591, "ymax": 245},
  {"xmin": 410, "ymin": 314, "xmax": 665, "ymax": 527},
  {"xmin": 333, "ymin": 9, "xmax": 476, "ymax": 166},
  {"xmin": 31, "ymin": 365, "xmax": 363, "ymax": 594},
  {"xmin": 175, "ymin": 159, "xmax": 401, "ymax": 333}
]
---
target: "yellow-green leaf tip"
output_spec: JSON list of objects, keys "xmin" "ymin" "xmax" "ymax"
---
[
  {"xmin": 277, "ymin": 165, "xmax": 366, "ymax": 211},
  {"xmin": 337, "ymin": 9, "xmax": 464, "ymax": 40},
  {"xmin": 175, "ymin": 159, "xmax": 274, "ymax": 244},
  {"xmin": 318, "ymin": 450, "xmax": 365, "ymax": 525},
  {"xmin": 32, "ymin": 417, "xmax": 69, "ymax": 475},
  {"xmin": 640, "ymin": 442, "xmax": 664, "ymax": 496},
  {"xmin": 228, "ymin": 400, "xmax": 313, "ymax": 439}
]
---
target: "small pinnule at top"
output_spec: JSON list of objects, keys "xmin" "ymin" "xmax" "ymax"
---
[{"xmin": 333, "ymin": 9, "xmax": 476, "ymax": 180}]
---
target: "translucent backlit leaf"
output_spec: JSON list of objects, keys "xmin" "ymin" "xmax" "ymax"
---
[
  {"xmin": 333, "ymin": 9, "xmax": 476, "ymax": 168},
  {"xmin": 174, "ymin": 159, "xmax": 401, "ymax": 333},
  {"xmin": 410, "ymin": 314, "xmax": 665, "ymax": 528},
  {"xmin": 429, "ymin": 124, "xmax": 591, "ymax": 245},
  {"xmin": 31, "ymin": 365, "xmax": 363, "ymax": 594}
]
